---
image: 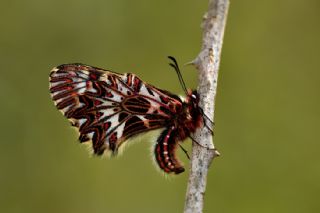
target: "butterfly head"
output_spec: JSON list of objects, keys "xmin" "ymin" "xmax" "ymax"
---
[
  {"xmin": 181, "ymin": 89, "xmax": 202, "ymax": 132},
  {"xmin": 185, "ymin": 89, "xmax": 200, "ymax": 109}
]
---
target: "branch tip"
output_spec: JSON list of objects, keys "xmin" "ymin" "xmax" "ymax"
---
[
  {"xmin": 213, "ymin": 149, "xmax": 221, "ymax": 157},
  {"xmin": 183, "ymin": 60, "xmax": 195, "ymax": 67}
]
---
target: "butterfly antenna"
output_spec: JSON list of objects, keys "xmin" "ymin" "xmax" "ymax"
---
[{"xmin": 168, "ymin": 56, "xmax": 188, "ymax": 95}]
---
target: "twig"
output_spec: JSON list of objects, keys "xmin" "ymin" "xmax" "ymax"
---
[{"xmin": 184, "ymin": 0, "xmax": 229, "ymax": 212}]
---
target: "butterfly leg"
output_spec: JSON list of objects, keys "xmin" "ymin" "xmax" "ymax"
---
[
  {"xmin": 178, "ymin": 143, "xmax": 190, "ymax": 160},
  {"xmin": 199, "ymin": 107, "xmax": 215, "ymax": 135}
]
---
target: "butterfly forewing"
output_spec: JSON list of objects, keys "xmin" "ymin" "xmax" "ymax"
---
[{"xmin": 49, "ymin": 64, "xmax": 183, "ymax": 155}]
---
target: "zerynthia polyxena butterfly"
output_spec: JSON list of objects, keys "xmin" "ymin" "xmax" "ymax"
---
[{"xmin": 49, "ymin": 57, "xmax": 205, "ymax": 174}]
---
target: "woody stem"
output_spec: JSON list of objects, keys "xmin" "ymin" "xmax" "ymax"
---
[{"xmin": 184, "ymin": 0, "xmax": 230, "ymax": 213}]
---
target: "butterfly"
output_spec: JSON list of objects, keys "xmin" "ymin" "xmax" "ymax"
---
[{"xmin": 49, "ymin": 57, "xmax": 206, "ymax": 174}]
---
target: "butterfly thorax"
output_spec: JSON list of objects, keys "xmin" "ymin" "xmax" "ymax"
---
[{"xmin": 174, "ymin": 90, "xmax": 203, "ymax": 141}]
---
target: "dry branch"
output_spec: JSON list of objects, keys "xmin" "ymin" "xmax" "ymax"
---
[{"xmin": 184, "ymin": 0, "xmax": 230, "ymax": 212}]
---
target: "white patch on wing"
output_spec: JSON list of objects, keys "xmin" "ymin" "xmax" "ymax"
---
[
  {"xmin": 179, "ymin": 95, "xmax": 186, "ymax": 102},
  {"xmin": 137, "ymin": 115, "xmax": 147, "ymax": 121},
  {"xmin": 50, "ymin": 81, "xmax": 61, "ymax": 87},
  {"xmin": 115, "ymin": 122, "xmax": 126, "ymax": 138},
  {"xmin": 81, "ymin": 70, "xmax": 90, "ymax": 76},
  {"xmin": 54, "ymin": 96, "xmax": 69, "ymax": 107},
  {"xmin": 108, "ymin": 113, "xmax": 119, "ymax": 124},
  {"xmin": 61, "ymin": 104, "xmax": 73, "ymax": 114},
  {"xmin": 78, "ymin": 118, "xmax": 87, "ymax": 127},
  {"xmin": 150, "ymin": 88, "xmax": 161, "ymax": 101},
  {"xmin": 51, "ymin": 90, "xmax": 61, "ymax": 97},
  {"xmin": 77, "ymin": 72, "xmax": 89, "ymax": 79},
  {"xmin": 77, "ymin": 87, "xmax": 86, "ymax": 94},
  {"xmin": 87, "ymin": 87, "xmax": 97, "ymax": 93},
  {"xmin": 53, "ymin": 72, "xmax": 69, "ymax": 77},
  {"xmin": 105, "ymin": 114, "xmax": 119, "ymax": 135},
  {"xmin": 139, "ymin": 84, "xmax": 150, "ymax": 96},
  {"xmin": 109, "ymin": 92, "xmax": 123, "ymax": 102},
  {"xmin": 71, "ymin": 77, "xmax": 86, "ymax": 83},
  {"xmin": 146, "ymin": 102, "xmax": 161, "ymax": 114},
  {"xmin": 74, "ymin": 81, "xmax": 86, "ymax": 89},
  {"xmin": 78, "ymin": 102, "xmax": 85, "ymax": 108},
  {"xmin": 121, "ymin": 74, "xmax": 128, "ymax": 84},
  {"xmin": 98, "ymin": 88, "xmax": 123, "ymax": 102},
  {"xmin": 99, "ymin": 108, "xmax": 117, "ymax": 120},
  {"xmin": 87, "ymin": 132, "xmax": 94, "ymax": 139},
  {"xmin": 98, "ymin": 75, "xmax": 111, "ymax": 85},
  {"xmin": 117, "ymin": 82, "xmax": 131, "ymax": 95}
]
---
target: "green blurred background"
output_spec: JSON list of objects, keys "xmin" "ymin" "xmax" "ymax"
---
[{"xmin": 1, "ymin": 0, "xmax": 319, "ymax": 212}]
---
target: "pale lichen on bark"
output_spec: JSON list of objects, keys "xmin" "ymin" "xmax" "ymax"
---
[{"xmin": 184, "ymin": 0, "xmax": 230, "ymax": 212}]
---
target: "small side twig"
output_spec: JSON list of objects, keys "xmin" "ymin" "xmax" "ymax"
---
[{"xmin": 184, "ymin": 0, "xmax": 230, "ymax": 213}]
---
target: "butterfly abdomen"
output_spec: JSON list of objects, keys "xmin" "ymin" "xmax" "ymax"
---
[{"xmin": 155, "ymin": 127, "xmax": 185, "ymax": 174}]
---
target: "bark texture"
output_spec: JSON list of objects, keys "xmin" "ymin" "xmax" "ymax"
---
[{"xmin": 184, "ymin": 0, "xmax": 230, "ymax": 212}]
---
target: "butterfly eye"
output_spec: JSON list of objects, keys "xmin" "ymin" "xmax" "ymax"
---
[{"xmin": 191, "ymin": 94, "xmax": 197, "ymax": 99}]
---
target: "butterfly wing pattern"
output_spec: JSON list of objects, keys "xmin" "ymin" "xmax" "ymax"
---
[{"xmin": 49, "ymin": 63, "xmax": 202, "ymax": 174}]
